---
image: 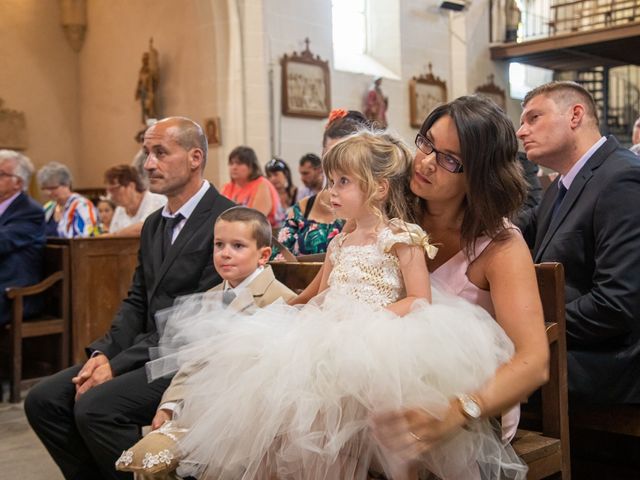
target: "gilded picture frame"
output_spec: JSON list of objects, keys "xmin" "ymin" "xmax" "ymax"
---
[
  {"xmin": 475, "ymin": 74, "xmax": 507, "ymax": 111},
  {"xmin": 409, "ymin": 64, "xmax": 447, "ymax": 129},
  {"xmin": 204, "ymin": 117, "xmax": 222, "ymax": 147},
  {"xmin": 281, "ymin": 39, "xmax": 331, "ymax": 119}
]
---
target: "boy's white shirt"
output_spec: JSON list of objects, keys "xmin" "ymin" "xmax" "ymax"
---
[{"xmin": 224, "ymin": 266, "xmax": 264, "ymax": 293}]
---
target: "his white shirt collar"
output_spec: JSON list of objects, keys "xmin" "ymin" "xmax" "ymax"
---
[
  {"xmin": 559, "ymin": 136, "xmax": 606, "ymax": 190},
  {"xmin": 161, "ymin": 181, "xmax": 210, "ymax": 243}
]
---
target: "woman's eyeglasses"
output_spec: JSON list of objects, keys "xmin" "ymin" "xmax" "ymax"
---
[{"xmin": 415, "ymin": 133, "xmax": 464, "ymax": 174}]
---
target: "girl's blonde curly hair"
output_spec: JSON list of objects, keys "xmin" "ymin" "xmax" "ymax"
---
[{"xmin": 322, "ymin": 129, "xmax": 418, "ymax": 224}]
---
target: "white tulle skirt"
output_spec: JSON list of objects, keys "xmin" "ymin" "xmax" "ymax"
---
[{"xmin": 147, "ymin": 288, "xmax": 527, "ymax": 480}]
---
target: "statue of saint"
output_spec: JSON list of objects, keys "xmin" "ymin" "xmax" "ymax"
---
[
  {"xmin": 363, "ymin": 77, "xmax": 388, "ymax": 128},
  {"xmin": 505, "ymin": 0, "xmax": 521, "ymax": 42},
  {"xmin": 135, "ymin": 38, "xmax": 159, "ymax": 124}
]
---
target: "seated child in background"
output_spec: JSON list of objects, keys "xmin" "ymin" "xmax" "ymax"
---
[{"xmin": 116, "ymin": 206, "xmax": 295, "ymax": 477}]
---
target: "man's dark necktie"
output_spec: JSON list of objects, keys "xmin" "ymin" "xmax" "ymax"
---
[
  {"xmin": 222, "ymin": 289, "xmax": 236, "ymax": 306},
  {"xmin": 162, "ymin": 214, "xmax": 184, "ymax": 258},
  {"xmin": 551, "ymin": 183, "xmax": 568, "ymax": 219}
]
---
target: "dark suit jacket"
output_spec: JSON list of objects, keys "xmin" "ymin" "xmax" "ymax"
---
[
  {"xmin": 0, "ymin": 192, "xmax": 45, "ymax": 325},
  {"xmin": 88, "ymin": 183, "xmax": 235, "ymax": 375},
  {"xmin": 519, "ymin": 136, "xmax": 640, "ymax": 403}
]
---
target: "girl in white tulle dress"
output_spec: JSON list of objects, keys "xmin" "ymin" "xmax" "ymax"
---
[{"xmin": 148, "ymin": 131, "xmax": 527, "ymax": 480}]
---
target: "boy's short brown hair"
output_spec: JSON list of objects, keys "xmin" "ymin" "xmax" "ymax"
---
[{"xmin": 215, "ymin": 206, "xmax": 272, "ymax": 248}]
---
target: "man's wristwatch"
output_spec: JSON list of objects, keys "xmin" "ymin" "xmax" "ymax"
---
[{"xmin": 457, "ymin": 394, "xmax": 482, "ymax": 420}]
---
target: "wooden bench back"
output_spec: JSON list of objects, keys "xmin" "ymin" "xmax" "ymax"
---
[
  {"xmin": 536, "ymin": 262, "xmax": 569, "ymax": 442},
  {"xmin": 48, "ymin": 237, "xmax": 140, "ymax": 363},
  {"xmin": 269, "ymin": 262, "xmax": 323, "ymax": 293},
  {"xmin": 41, "ymin": 244, "xmax": 71, "ymax": 321},
  {"xmin": 517, "ymin": 262, "xmax": 570, "ymax": 479}
]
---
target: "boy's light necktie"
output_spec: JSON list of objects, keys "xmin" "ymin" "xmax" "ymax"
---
[{"xmin": 222, "ymin": 289, "xmax": 236, "ymax": 306}]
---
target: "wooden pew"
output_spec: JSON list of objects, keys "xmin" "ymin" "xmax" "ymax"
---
[
  {"xmin": 514, "ymin": 262, "xmax": 570, "ymax": 479},
  {"xmin": 271, "ymin": 261, "xmax": 571, "ymax": 479},
  {"xmin": 269, "ymin": 261, "xmax": 323, "ymax": 293},
  {"xmin": 48, "ymin": 237, "xmax": 140, "ymax": 363},
  {"xmin": 3, "ymin": 244, "xmax": 70, "ymax": 402}
]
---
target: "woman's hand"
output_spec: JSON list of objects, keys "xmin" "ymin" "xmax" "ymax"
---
[{"xmin": 370, "ymin": 402, "xmax": 466, "ymax": 461}]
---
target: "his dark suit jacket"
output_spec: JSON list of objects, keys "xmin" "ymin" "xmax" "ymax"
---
[
  {"xmin": 0, "ymin": 191, "xmax": 45, "ymax": 325},
  {"xmin": 519, "ymin": 136, "xmax": 640, "ymax": 403},
  {"xmin": 88, "ymin": 183, "xmax": 235, "ymax": 375}
]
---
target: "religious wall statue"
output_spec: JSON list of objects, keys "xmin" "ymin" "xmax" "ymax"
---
[
  {"xmin": 135, "ymin": 38, "xmax": 160, "ymax": 124},
  {"xmin": 363, "ymin": 77, "xmax": 388, "ymax": 128},
  {"xmin": 505, "ymin": 0, "xmax": 521, "ymax": 42}
]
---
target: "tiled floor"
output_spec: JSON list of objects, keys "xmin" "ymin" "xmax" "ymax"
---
[{"xmin": 0, "ymin": 392, "xmax": 63, "ymax": 480}]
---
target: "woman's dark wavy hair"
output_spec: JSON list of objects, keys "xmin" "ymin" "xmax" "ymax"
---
[
  {"xmin": 322, "ymin": 110, "xmax": 371, "ymax": 147},
  {"xmin": 265, "ymin": 157, "xmax": 296, "ymax": 205},
  {"xmin": 419, "ymin": 95, "xmax": 526, "ymax": 255}
]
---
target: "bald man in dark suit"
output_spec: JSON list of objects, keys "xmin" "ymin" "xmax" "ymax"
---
[{"xmin": 25, "ymin": 117, "xmax": 235, "ymax": 480}]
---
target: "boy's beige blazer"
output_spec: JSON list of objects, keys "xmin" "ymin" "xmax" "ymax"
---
[{"xmin": 160, "ymin": 264, "xmax": 295, "ymax": 405}]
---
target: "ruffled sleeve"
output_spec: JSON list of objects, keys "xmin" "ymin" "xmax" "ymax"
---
[{"xmin": 380, "ymin": 218, "xmax": 439, "ymax": 259}]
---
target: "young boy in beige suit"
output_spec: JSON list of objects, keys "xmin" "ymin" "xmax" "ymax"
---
[{"xmin": 116, "ymin": 206, "xmax": 295, "ymax": 478}]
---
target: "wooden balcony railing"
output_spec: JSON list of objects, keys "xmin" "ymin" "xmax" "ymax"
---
[{"xmin": 491, "ymin": 0, "xmax": 640, "ymax": 44}]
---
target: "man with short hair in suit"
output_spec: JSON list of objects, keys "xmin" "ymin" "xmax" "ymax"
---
[
  {"xmin": 0, "ymin": 149, "xmax": 45, "ymax": 326},
  {"xmin": 517, "ymin": 81, "xmax": 640, "ymax": 404},
  {"xmin": 25, "ymin": 117, "xmax": 235, "ymax": 480}
]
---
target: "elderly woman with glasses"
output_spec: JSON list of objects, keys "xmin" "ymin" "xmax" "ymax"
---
[
  {"xmin": 37, "ymin": 162, "xmax": 99, "ymax": 238},
  {"xmin": 221, "ymin": 146, "xmax": 282, "ymax": 228},
  {"xmin": 102, "ymin": 164, "xmax": 166, "ymax": 236},
  {"xmin": 292, "ymin": 97, "xmax": 549, "ymax": 478}
]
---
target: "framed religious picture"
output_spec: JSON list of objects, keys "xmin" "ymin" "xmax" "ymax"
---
[
  {"xmin": 475, "ymin": 74, "xmax": 506, "ymax": 111},
  {"xmin": 281, "ymin": 38, "xmax": 331, "ymax": 119},
  {"xmin": 204, "ymin": 117, "xmax": 222, "ymax": 146},
  {"xmin": 409, "ymin": 64, "xmax": 447, "ymax": 129}
]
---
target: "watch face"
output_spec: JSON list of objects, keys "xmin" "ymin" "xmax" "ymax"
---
[{"xmin": 460, "ymin": 395, "xmax": 481, "ymax": 419}]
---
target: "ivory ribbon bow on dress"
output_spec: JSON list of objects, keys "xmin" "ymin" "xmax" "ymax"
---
[{"xmin": 386, "ymin": 219, "xmax": 439, "ymax": 260}]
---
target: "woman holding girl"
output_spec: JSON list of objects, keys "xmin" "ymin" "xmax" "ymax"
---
[
  {"xmin": 141, "ymin": 124, "xmax": 536, "ymax": 479},
  {"xmin": 293, "ymin": 95, "xmax": 549, "ymax": 477},
  {"xmin": 370, "ymin": 96, "xmax": 549, "ymax": 462}
]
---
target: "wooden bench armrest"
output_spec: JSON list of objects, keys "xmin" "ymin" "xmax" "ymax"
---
[{"xmin": 5, "ymin": 271, "xmax": 64, "ymax": 299}]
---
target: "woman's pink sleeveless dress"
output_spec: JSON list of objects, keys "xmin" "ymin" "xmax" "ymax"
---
[{"xmin": 430, "ymin": 235, "xmax": 520, "ymax": 443}]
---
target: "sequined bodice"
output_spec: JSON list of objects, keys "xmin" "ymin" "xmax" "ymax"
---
[
  {"xmin": 329, "ymin": 243, "xmax": 404, "ymax": 308},
  {"xmin": 327, "ymin": 220, "xmax": 434, "ymax": 308}
]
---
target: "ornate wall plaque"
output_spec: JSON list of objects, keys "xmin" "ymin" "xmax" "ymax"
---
[
  {"xmin": 475, "ymin": 74, "xmax": 507, "ymax": 111},
  {"xmin": 0, "ymin": 99, "xmax": 28, "ymax": 150},
  {"xmin": 409, "ymin": 63, "xmax": 447, "ymax": 129},
  {"xmin": 281, "ymin": 38, "xmax": 331, "ymax": 119}
]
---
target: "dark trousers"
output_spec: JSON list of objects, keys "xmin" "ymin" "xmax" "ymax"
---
[{"xmin": 24, "ymin": 364, "xmax": 171, "ymax": 480}]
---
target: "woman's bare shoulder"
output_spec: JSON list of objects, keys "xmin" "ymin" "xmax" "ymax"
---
[{"xmin": 483, "ymin": 228, "xmax": 534, "ymax": 273}]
